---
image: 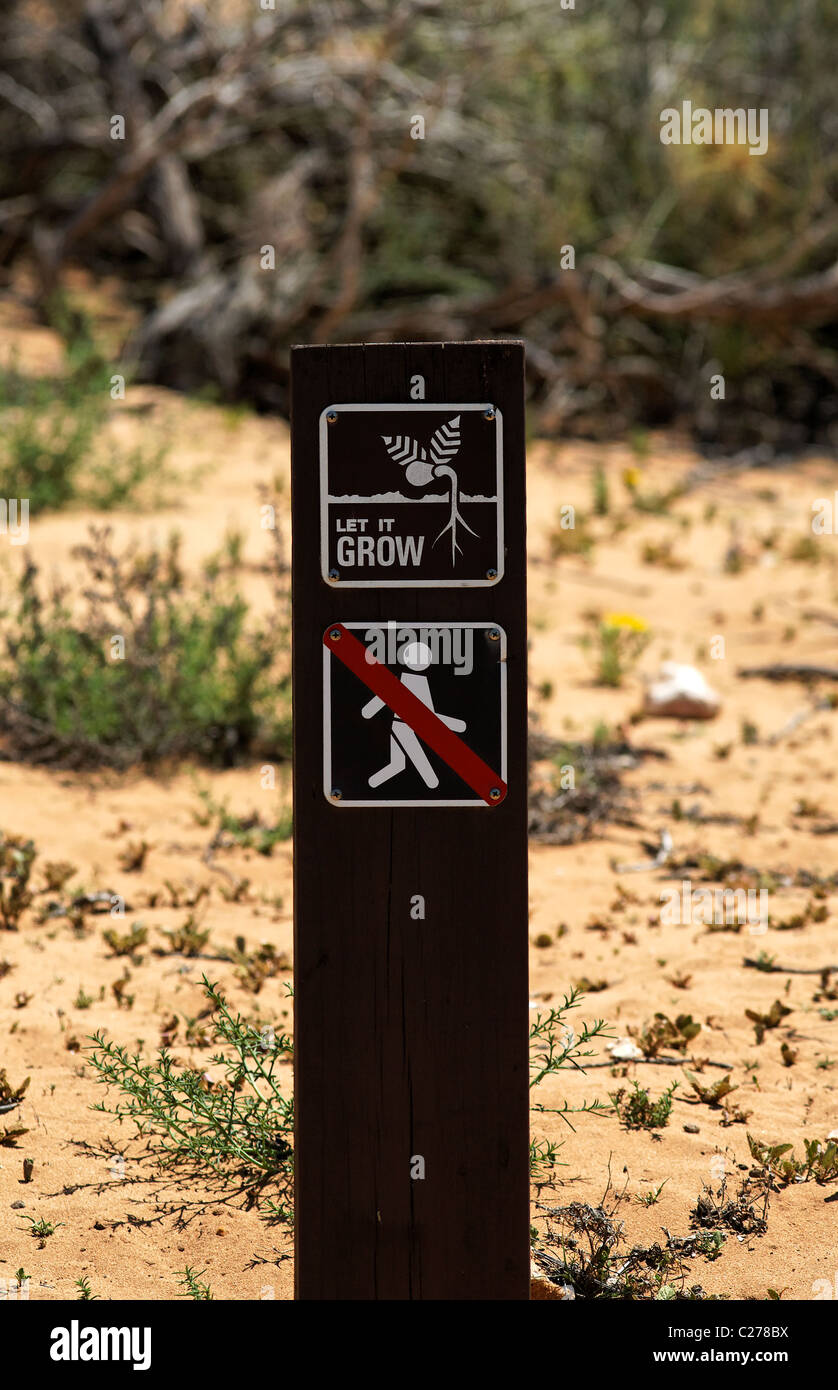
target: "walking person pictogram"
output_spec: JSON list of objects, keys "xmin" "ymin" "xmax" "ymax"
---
[{"xmin": 362, "ymin": 642, "xmax": 466, "ymax": 789}]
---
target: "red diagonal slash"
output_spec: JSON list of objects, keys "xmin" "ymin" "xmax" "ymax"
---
[{"xmin": 324, "ymin": 623, "xmax": 507, "ymax": 806}]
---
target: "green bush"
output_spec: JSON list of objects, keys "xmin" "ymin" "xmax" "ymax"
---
[
  {"xmin": 0, "ymin": 304, "xmax": 167, "ymax": 512},
  {"xmin": 0, "ymin": 527, "xmax": 291, "ymax": 767},
  {"xmin": 88, "ymin": 976, "xmax": 294, "ymax": 1221}
]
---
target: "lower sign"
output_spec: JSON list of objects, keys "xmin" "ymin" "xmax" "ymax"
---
[{"xmin": 323, "ymin": 621, "xmax": 507, "ymax": 807}]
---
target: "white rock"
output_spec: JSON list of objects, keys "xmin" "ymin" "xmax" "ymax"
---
[
  {"xmin": 643, "ymin": 661, "xmax": 721, "ymax": 720},
  {"xmin": 607, "ymin": 1037, "xmax": 644, "ymax": 1061}
]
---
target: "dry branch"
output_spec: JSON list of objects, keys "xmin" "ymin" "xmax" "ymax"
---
[{"xmin": 737, "ymin": 665, "xmax": 838, "ymax": 683}]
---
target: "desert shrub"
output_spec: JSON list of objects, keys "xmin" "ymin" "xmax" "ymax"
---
[
  {"xmin": 194, "ymin": 789, "xmax": 293, "ymax": 855},
  {"xmin": 533, "ymin": 1174, "xmax": 726, "ymax": 1300},
  {"xmin": 87, "ymin": 976, "xmax": 294, "ymax": 1220},
  {"xmin": 89, "ymin": 976, "xmax": 610, "ymax": 1210},
  {"xmin": 0, "ymin": 527, "xmax": 291, "ymax": 767},
  {"xmin": 0, "ymin": 304, "xmax": 167, "ymax": 512},
  {"xmin": 529, "ymin": 987, "xmax": 612, "ymax": 1179}
]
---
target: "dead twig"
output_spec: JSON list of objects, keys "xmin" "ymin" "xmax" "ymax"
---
[
  {"xmin": 738, "ymin": 664, "xmax": 838, "ymax": 682},
  {"xmin": 743, "ymin": 958, "xmax": 838, "ymax": 976},
  {"xmin": 768, "ymin": 697, "xmax": 834, "ymax": 744}
]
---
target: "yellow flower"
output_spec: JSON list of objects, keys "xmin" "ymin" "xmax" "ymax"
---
[
  {"xmin": 622, "ymin": 466, "xmax": 641, "ymax": 491},
  {"xmin": 603, "ymin": 612, "xmax": 648, "ymax": 632}
]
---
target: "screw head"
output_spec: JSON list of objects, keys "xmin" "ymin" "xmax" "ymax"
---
[
  {"xmin": 328, "ymin": 568, "xmax": 340, "ymax": 581},
  {"xmin": 329, "ymin": 628, "xmax": 341, "ymax": 641},
  {"xmin": 484, "ymin": 407, "xmax": 495, "ymax": 421},
  {"xmin": 326, "ymin": 411, "xmax": 338, "ymax": 424},
  {"xmin": 488, "ymin": 628, "xmax": 500, "ymax": 641},
  {"xmin": 330, "ymin": 788, "xmax": 342, "ymax": 801},
  {"xmin": 489, "ymin": 787, "xmax": 502, "ymax": 800},
  {"xmin": 486, "ymin": 567, "xmax": 498, "ymax": 579}
]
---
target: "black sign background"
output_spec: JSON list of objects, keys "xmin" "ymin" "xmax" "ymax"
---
[
  {"xmin": 325, "ymin": 622, "xmax": 506, "ymax": 805},
  {"xmin": 321, "ymin": 404, "xmax": 502, "ymax": 585}
]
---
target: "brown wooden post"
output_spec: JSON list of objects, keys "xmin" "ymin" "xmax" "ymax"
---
[{"xmin": 291, "ymin": 341, "xmax": 529, "ymax": 1299}]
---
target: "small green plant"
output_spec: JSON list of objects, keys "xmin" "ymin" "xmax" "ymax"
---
[
  {"xmin": 227, "ymin": 938, "xmax": 291, "ymax": 994},
  {"xmin": 632, "ymin": 486, "xmax": 683, "ymax": 515},
  {"xmin": 117, "ymin": 841, "xmax": 150, "ymax": 873},
  {"xmin": 549, "ymin": 509, "xmax": 595, "ymax": 558},
  {"xmin": 591, "ymin": 613, "xmax": 650, "ymax": 687},
  {"xmin": 176, "ymin": 1266, "xmax": 213, "ymax": 1300},
  {"xmin": 75, "ymin": 1276, "xmax": 99, "ymax": 1300},
  {"xmin": 87, "ymin": 977, "xmax": 294, "ymax": 1213},
  {"xmin": 0, "ymin": 1068, "xmax": 30, "ymax": 1146},
  {"xmin": 641, "ymin": 538, "xmax": 685, "ymax": 570},
  {"xmin": 73, "ymin": 986, "xmax": 95, "ymax": 1010},
  {"xmin": 635, "ymin": 1179, "xmax": 669, "ymax": 1206},
  {"xmin": 195, "ymin": 789, "xmax": 293, "ymax": 855},
  {"xmin": 103, "ymin": 923, "xmax": 148, "ymax": 959},
  {"xmin": 528, "ymin": 987, "xmax": 612, "ymax": 1179},
  {"xmin": 530, "ymin": 1137, "xmax": 560, "ymax": 1182},
  {"xmin": 747, "ymin": 1133, "xmax": 838, "ymax": 1187},
  {"xmin": 750, "ymin": 951, "xmax": 776, "ymax": 972},
  {"xmin": 745, "ymin": 998, "xmax": 791, "ymax": 1044},
  {"xmin": 156, "ymin": 916, "xmax": 211, "ymax": 957},
  {"xmin": 22, "ymin": 1216, "xmax": 64, "ymax": 1238},
  {"xmin": 630, "ymin": 1012, "xmax": 701, "ymax": 1058},
  {"xmin": 112, "ymin": 972, "xmax": 135, "ymax": 1010},
  {"xmin": 685, "ymin": 1072, "xmax": 737, "ymax": 1107},
  {"xmin": 592, "ymin": 464, "xmax": 609, "ymax": 516},
  {"xmin": 0, "ymin": 833, "xmax": 36, "ymax": 929},
  {"xmin": 611, "ymin": 1080, "xmax": 678, "ymax": 1129},
  {"xmin": 788, "ymin": 535, "xmax": 820, "ymax": 564},
  {"xmin": 41, "ymin": 861, "xmax": 78, "ymax": 893}
]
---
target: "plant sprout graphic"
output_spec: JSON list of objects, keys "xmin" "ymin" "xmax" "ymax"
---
[{"xmin": 381, "ymin": 416, "xmax": 478, "ymax": 564}]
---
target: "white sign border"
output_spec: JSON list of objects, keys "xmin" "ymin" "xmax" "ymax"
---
[
  {"xmin": 323, "ymin": 620, "xmax": 508, "ymax": 808},
  {"xmin": 319, "ymin": 402, "xmax": 504, "ymax": 588}
]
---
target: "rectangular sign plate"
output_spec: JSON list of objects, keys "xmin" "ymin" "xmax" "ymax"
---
[
  {"xmin": 320, "ymin": 402, "xmax": 503, "ymax": 587},
  {"xmin": 323, "ymin": 620, "xmax": 507, "ymax": 806}
]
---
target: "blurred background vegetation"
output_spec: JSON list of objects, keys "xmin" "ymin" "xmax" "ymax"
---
[{"xmin": 1, "ymin": 0, "xmax": 838, "ymax": 453}]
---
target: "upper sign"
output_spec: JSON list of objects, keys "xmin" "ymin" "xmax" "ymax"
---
[{"xmin": 319, "ymin": 403, "xmax": 503, "ymax": 586}]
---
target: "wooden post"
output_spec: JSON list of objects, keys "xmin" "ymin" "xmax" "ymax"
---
[{"xmin": 291, "ymin": 342, "xmax": 529, "ymax": 1300}]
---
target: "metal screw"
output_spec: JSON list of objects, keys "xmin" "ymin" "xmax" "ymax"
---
[
  {"xmin": 486, "ymin": 567, "xmax": 498, "ymax": 579},
  {"xmin": 328, "ymin": 568, "xmax": 340, "ymax": 581},
  {"xmin": 326, "ymin": 411, "xmax": 338, "ymax": 424},
  {"xmin": 489, "ymin": 787, "xmax": 502, "ymax": 801},
  {"xmin": 329, "ymin": 628, "xmax": 341, "ymax": 641},
  {"xmin": 330, "ymin": 788, "xmax": 342, "ymax": 801},
  {"xmin": 484, "ymin": 407, "xmax": 495, "ymax": 421},
  {"xmin": 488, "ymin": 628, "xmax": 500, "ymax": 641}
]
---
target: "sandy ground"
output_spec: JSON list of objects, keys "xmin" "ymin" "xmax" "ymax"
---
[{"xmin": 1, "ymin": 300, "xmax": 837, "ymax": 1301}]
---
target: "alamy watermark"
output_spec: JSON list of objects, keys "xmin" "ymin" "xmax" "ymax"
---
[
  {"xmin": 660, "ymin": 879, "xmax": 768, "ymax": 933},
  {"xmin": 660, "ymin": 102, "xmax": 768, "ymax": 157},
  {"xmin": 0, "ymin": 498, "xmax": 29, "ymax": 545},
  {"xmin": 363, "ymin": 623, "xmax": 474, "ymax": 676},
  {"xmin": 50, "ymin": 1320, "xmax": 151, "ymax": 1370}
]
